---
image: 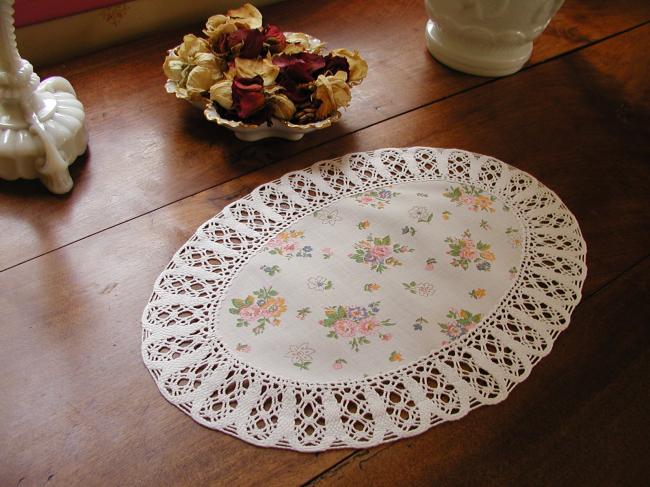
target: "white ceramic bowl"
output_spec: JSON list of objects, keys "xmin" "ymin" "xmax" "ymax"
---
[
  {"xmin": 164, "ymin": 80, "xmax": 342, "ymax": 142},
  {"xmin": 203, "ymin": 103, "xmax": 341, "ymax": 141}
]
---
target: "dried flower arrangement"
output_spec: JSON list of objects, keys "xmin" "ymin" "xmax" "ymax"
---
[{"xmin": 163, "ymin": 3, "xmax": 367, "ymax": 138}]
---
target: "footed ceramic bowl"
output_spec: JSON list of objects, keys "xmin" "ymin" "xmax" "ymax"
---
[
  {"xmin": 164, "ymin": 79, "xmax": 342, "ymax": 142},
  {"xmin": 203, "ymin": 103, "xmax": 341, "ymax": 142}
]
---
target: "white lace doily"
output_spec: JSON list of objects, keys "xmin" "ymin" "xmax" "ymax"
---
[{"xmin": 142, "ymin": 147, "xmax": 587, "ymax": 451}]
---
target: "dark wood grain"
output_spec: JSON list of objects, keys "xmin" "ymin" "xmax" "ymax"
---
[
  {"xmin": 1, "ymin": 0, "xmax": 649, "ymax": 270},
  {"xmin": 1, "ymin": 19, "xmax": 649, "ymax": 486}
]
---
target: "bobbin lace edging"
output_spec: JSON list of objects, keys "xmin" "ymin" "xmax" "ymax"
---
[{"xmin": 142, "ymin": 147, "xmax": 587, "ymax": 451}]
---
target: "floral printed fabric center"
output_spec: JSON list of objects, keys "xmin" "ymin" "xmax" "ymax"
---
[{"xmin": 217, "ymin": 180, "xmax": 523, "ymax": 382}]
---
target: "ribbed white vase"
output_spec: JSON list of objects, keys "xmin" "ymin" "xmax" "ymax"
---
[{"xmin": 424, "ymin": 0, "xmax": 564, "ymax": 77}]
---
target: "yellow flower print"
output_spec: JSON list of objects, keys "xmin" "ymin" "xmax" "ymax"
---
[
  {"xmin": 476, "ymin": 195, "xmax": 495, "ymax": 212},
  {"xmin": 480, "ymin": 250, "xmax": 495, "ymax": 261},
  {"xmin": 469, "ymin": 288, "xmax": 486, "ymax": 299},
  {"xmin": 363, "ymin": 283, "xmax": 381, "ymax": 292},
  {"xmin": 262, "ymin": 297, "xmax": 287, "ymax": 318},
  {"xmin": 389, "ymin": 351, "xmax": 403, "ymax": 362},
  {"xmin": 357, "ymin": 220, "xmax": 370, "ymax": 230}
]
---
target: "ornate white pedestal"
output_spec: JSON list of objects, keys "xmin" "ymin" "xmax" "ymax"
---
[{"xmin": 0, "ymin": 0, "xmax": 87, "ymax": 194}]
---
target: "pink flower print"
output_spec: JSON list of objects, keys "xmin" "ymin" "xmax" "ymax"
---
[
  {"xmin": 265, "ymin": 231, "xmax": 309, "ymax": 258},
  {"xmin": 321, "ymin": 247, "xmax": 334, "ymax": 259},
  {"xmin": 359, "ymin": 195, "xmax": 374, "ymax": 205},
  {"xmin": 239, "ymin": 304, "xmax": 261, "ymax": 322},
  {"xmin": 229, "ymin": 287, "xmax": 287, "ymax": 335},
  {"xmin": 282, "ymin": 242, "xmax": 296, "ymax": 253},
  {"xmin": 462, "ymin": 195, "xmax": 479, "ymax": 211},
  {"xmin": 438, "ymin": 308, "xmax": 482, "ymax": 342},
  {"xmin": 259, "ymin": 306, "xmax": 273, "ymax": 319},
  {"xmin": 322, "ymin": 301, "xmax": 395, "ymax": 351},
  {"xmin": 446, "ymin": 230, "xmax": 494, "ymax": 271},
  {"xmin": 381, "ymin": 333, "xmax": 392, "ymax": 341},
  {"xmin": 444, "ymin": 184, "xmax": 496, "ymax": 213},
  {"xmin": 332, "ymin": 358, "xmax": 347, "ymax": 370},
  {"xmin": 447, "ymin": 323, "xmax": 462, "ymax": 337},
  {"xmin": 356, "ymin": 188, "xmax": 399, "ymax": 208},
  {"xmin": 371, "ymin": 245, "xmax": 392, "ymax": 258},
  {"xmin": 358, "ymin": 317, "xmax": 379, "ymax": 336},
  {"xmin": 334, "ymin": 319, "xmax": 357, "ymax": 337},
  {"xmin": 460, "ymin": 194, "xmax": 474, "ymax": 207},
  {"xmin": 266, "ymin": 236, "xmax": 283, "ymax": 248},
  {"xmin": 459, "ymin": 246, "xmax": 476, "ymax": 260},
  {"xmin": 464, "ymin": 322, "xmax": 477, "ymax": 333},
  {"xmin": 459, "ymin": 239, "xmax": 477, "ymax": 260}
]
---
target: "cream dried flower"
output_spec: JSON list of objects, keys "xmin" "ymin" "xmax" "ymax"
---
[
  {"xmin": 210, "ymin": 79, "xmax": 233, "ymax": 110},
  {"xmin": 164, "ymin": 34, "xmax": 223, "ymax": 100},
  {"xmin": 227, "ymin": 3, "xmax": 262, "ymax": 29},
  {"xmin": 331, "ymin": 48, "xmax": 368, "ymax": 84},
  {"xmin": 204, "ymin": 15, "xmax": 238, "ymax": 43},
  {"xmin": 267, "ymin": 93, "xmax": 296, "ymax": 120},
  {"xmin": 235, "ymin": 58, "xmax": 279, "ymax": 86},
  {"xmin": 314, "ymin": 71, "xmax": 351, "ymax": 119},
  {"xmin": 285, "ymin": 32, "xmax": 325, "ymax": 54},
  {"xmin": 177, "ymin": 34, "xmax": 211, "ymax": 61},
  {"xmin": 186, "ymin": 66, "xmax": 222, "ymax": 99},
  {"xmin": 193, "ymin": 52, "xmax": 220, "ymax": 70},
  {"xmin": 204, "ymin": 3, "xmax": 262, "ymax": 41},
  {"xmin": 164, "ymin": 34, "xmax": 212, "ymax": 83},
  {"xmin": 163, "ymin": 52, "xmax": 184, "ymax": 83}
]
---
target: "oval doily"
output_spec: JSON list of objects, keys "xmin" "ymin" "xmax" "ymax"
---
[{"xmin": 142, "ymin": 147, "xmax": 587, "ymax": 451}]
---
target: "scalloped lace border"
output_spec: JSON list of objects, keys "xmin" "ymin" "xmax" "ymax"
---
[{"xmin": 142, "ymin": 147, "xmax": 587, "ymax": 451}]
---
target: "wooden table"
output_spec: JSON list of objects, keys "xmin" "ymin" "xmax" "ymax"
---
[{"xmin": 1, "ymin": 1, "xmax": 649, "ymax": 485}]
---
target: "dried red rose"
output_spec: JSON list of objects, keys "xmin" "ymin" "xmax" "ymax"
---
[
  {"xmin": 272, "ymin": 52, "xmax": 327, "ymax": 103},
  {"xmin": 220, "ymin": 28, "xmax": 265, "ymax": 58},
  {"xmin": 263, "ymin": 24, "xmax": 286, "ymax": 53},
  {"xmin": 319, "ymin": 54, "xmax": 350, "ymax": 78},
  {"xmin": 231, "ymin": 75, "xmax": 266, "ymax": 119},
  {"xmin": 275, "ymin": 70, "xmax": 312, "ymax": 104},
  {"xmin": 272, "ymin": 52, "xmax": 326, "ymax": 73},
  {"xmin": 282, "ymin": 63, "xmax": 314, "ymax": 83}
]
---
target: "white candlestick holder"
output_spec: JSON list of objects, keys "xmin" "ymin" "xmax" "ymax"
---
[{"xmin": 0, "ymin": 0, "xmax": 87, "ymax": 194}]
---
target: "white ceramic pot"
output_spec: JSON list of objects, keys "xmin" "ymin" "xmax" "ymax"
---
[{"xmin": 424, "ymin": 0, "xmax": 564, "ymax": 77}]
